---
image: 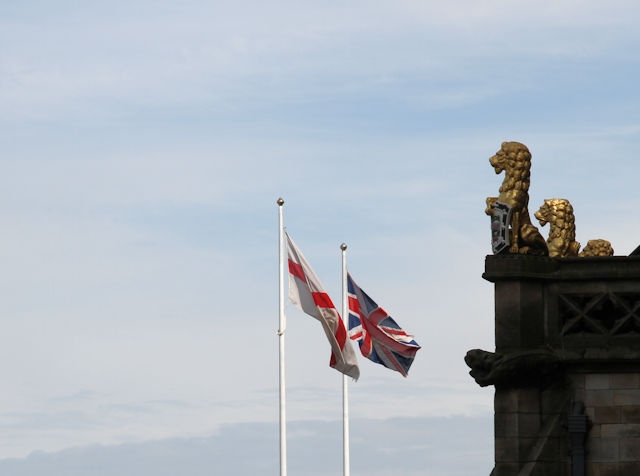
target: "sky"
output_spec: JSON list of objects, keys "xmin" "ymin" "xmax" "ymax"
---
[{"xmin": 2, "ymin": 1, "xmax": 640, "ymax": 474}]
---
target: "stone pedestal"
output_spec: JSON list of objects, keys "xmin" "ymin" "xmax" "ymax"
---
[{"xmin": 472, "ymin": 254, "xmax": 640, "ymax": 475}]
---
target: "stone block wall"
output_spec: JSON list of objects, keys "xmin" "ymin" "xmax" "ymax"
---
[
  {"xmin": 493, "ymin": 387, "xmax": 569, "ymax": 476},
  {"xmin": 571, "ymin": 373, "xmax": 640, "ymax": 475},
  {"xmin": 472, "ymin": 254, "xmax": 640, "ymax": 475}
]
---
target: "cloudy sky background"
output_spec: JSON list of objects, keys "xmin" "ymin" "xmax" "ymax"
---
[{"xmin": 3, "ymin": 1, "xmax": 640, "ymax": 474}]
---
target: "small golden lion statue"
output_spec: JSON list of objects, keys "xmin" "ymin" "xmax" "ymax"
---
[
  {"xmin": 534, "ymin": 198, "xmax": 614, "ymax": 258},
  {"xmin": 579, "ymin": 239, "xmax": 614, "ymax": 257},
  {"xmin": 485, "ymin": 142, "xmax": 548, "ymax": 255},
  {"xmin": 534, "ymin": 198, "xmax": 581, "ymax": 258}
]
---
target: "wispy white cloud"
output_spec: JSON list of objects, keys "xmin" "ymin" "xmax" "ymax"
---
[
  {"xmin": 0, "ymin": 416, "xmax": 493, "ymax": 476},
  {"xmin": 4, "ymin": 0, "xmax": 640, "ymax": 123}
]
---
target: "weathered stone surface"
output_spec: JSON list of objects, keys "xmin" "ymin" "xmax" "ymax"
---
[
  {"xmin": 620, "ymin": 437, "xmax": 640, "ymax": 461},
  {"xmin": 589, "ymin": 437, "xmax": 619, "ymax": 462},
  {"xmin": 470, "ymin": 254, "xmax": 640, "ymax": 474},
  {"xmin": 587, "ymin": 374, "xmax": 612, "ymax": 390},
  {"xmin": 621, "ymin": 406, "xmax": 640, "ymax": 423},
  {"xmin": 611, "ymin": 374, "xmax": 640, "ymax": 389},
  {"xmin": 594, "ymin": 407, "xmax": 621, "ymax": 424}
]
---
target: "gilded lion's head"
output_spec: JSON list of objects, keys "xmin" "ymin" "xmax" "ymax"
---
[
  {"xmin": 535, "ymin": 198, "xmax": 573, "ymax": 228},
  {"xmin": 535, "ymin": 201, "xmax": 551, "ymax": 227},
  {"xmin": 489, "ymin": 141, "xmax": 531, "ymax": 174}
]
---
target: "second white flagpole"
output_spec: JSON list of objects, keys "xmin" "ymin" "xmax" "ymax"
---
[
  {"xmin": 277, "ymin": 198, "xmax": 287, "ymax": 476},
  {"xmin": 340, "ymin": 242, "xmax": 351, "ymax": 476}
]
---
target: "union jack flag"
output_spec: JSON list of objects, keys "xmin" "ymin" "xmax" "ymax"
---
[{"xmin": 347, "ymin": 273, "xmax": 420, "ymax": 377}]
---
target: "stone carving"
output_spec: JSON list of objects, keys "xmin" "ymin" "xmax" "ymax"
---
[
  {"xmin": 533, "ymin": 198, "xmax": 614, "ymax": 258},
  {"xmin": 485, "ymin": 142, "xmax": 548, "ymax": 256},
  {"xmin": 464, "ymin": 348, "xmax": 561, "ymax": 388},
  {"xmin": 559, "ymin": 291, "xmax": 640, "ymax": 336},
  {"xmin": 534, "ymin": 198, "xmax": 581, "ymax": 258},
  {"xmin": 579, "ymin": 239, "xmax": 614, "ymax": 257},
  {"xmin": 485, "ymin": 144, "xmax": 614, "ymax": 258}
]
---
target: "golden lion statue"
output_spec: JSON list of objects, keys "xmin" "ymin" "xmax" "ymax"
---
[
  {"xmin": 579, "ymin": 239, "xmax": 614, "ymax": 257},
  {"xmin": 485, "ymin": 142, "xmax": 548, "ymax": 255},
  {"xmin": 534, "ymin": 198, "xmax": 614, "ymax": 258},
  {"xmin": 534, "ymin": 198, "xmax": 581, "ymax": 258}
]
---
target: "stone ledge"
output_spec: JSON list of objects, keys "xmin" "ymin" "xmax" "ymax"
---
[{"xmin": 483, "ymin": 254, "xmax": 640, "ymax": 282}]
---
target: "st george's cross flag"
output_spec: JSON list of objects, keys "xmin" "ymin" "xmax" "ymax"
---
[
  {"xmin": 347, "ymin": 273, "xmax": 420, "ymax": 377},
  {"xmin": 285, "ymin": 232, "xmax": 360, "ymax": 380}
]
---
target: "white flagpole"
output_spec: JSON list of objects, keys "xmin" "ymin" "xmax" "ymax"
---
[
  {"xmin": 277, "ymin": 198, "xmax": 287, "ymax": 476},
  {"xmin": 340, "ymin": 242, "xmax": 351, "ymax": 476}
]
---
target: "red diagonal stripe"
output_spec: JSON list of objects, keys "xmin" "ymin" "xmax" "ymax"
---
[
  {"xmin": 312, "ymin": 291, "xmax": 335, "ymax": 309},
  {"xmin": 288, "ymin": 259, "xmax": 305, "ymax": 281},
  {"xmin": 367, "ymin": 308, "xmax": 389, "ymax": 326},
  {"xmin": 381, "ymin": 327, "xmax": 410, "ymax": 337},
  {"xmin": 361, "ymin": 329, "xmax": 373, "ymax": 356},
  {"xmin": 334, "ymin": 317, "xmax": 347, "ymax": 346},
  {"xmin": 362, "ymin": 313, "xmax": 420, "ymax": 356}
]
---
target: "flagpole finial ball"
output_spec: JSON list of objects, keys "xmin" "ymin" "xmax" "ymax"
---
[
  {"xmin": 340, "ymin": 243, "xmax": 347, "ymax": 251},
  {"xmin": 277, "ymin": 197, "xmax": 284, "ymax": 206}
]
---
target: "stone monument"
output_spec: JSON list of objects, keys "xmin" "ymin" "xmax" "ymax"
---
[{"xmin": 467, "ymin": 141, "xmax": 640, "ymax": 475}]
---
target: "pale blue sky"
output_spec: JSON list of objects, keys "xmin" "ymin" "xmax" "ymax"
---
[{"xmin": 2, "ymin": 1, "xmax": 640, "ymax": 474}]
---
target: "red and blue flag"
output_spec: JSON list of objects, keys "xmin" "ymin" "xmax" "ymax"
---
[{"xmin": 347, "ymin": 273, "xmax": 420, "ymax": 377}]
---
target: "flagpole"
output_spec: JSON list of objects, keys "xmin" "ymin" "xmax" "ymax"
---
[
  {"xmin": 277, "ymin": 197, "xmax": 287, "ymax": 476},
  {"xmin": 340, "ymin": 242, "xmax": 351, "ymax": 476}
]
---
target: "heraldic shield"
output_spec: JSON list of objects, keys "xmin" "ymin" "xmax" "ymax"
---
[{"xmin": 490, "ymin": 201, "xmax": 512, "ymax": 254}]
